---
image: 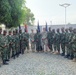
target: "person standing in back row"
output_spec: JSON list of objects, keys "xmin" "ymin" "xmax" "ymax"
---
[
  {"xmin": 41, "ymin": 28, "xmax": 48, "ymax": 52},
  {"xmin": 30, "ymin": 29, "xmax": 35, "ymax": 52}
]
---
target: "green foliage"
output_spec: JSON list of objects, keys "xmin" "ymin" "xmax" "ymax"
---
[
  {"xmin": 23, "ymin": 7, "xmax": 35, "ymax": 25},
  {"xmin": 0, "ymin": 0, "xmax": 35, "ymax": 28},
  {"xmin": 0, "ymin": 0, "xmax": 12, "ymax": 25}
]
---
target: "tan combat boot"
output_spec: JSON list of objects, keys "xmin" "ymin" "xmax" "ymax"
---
[
  {"xmin": 56, "ymin": 51, "xmax": 60, "ymax": 55},
  {"xmin": 53, "ymin": 51, "xmax": 57, "ymax": 54},
  {"xmin": 72, "ymin": 58, "xmax": 76, "ymax": 62}
]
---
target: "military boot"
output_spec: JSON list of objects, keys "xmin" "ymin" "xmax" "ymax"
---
[
  {"xmin": 68, "ymin": 55, "xmax": 74, "ymax": 60},
  {"xmin": 61, "ymin": 53, "xmax": 65, "ymax": 56},
  {"xmin": 64, "ymin": 54, "xmax": 70, "ymax": 58},
  {"xmin": 3, "ymin": 60, "xmax": 9, "ymax": 65},
  {"xmin": 72, "ymin": 58, "xmax": 76, "ymax": 62},
  {"xmin": 5, "ymin": 59, "xmax": 10, "ymax": 61}
]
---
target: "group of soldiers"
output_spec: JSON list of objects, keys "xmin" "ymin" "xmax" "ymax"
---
[
  {"xmin": 0, "ymin": 27, "xmax": 29, "ymax": 66},
  {"xmin": 32, "ymin": 27, "xmax": 76, "ymax": 62},
  {"xmin": 0, "ymin": 26, "xmax": 76, "ymax": 67}
]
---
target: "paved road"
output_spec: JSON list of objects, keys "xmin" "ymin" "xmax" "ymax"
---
[{"xmin": 0, "ymin": 52, "xmax": 76, "ymax": 75}]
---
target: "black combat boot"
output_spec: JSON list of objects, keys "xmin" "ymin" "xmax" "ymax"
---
[
  {"xmin": 64, "ymin": 54, "xmax": 70, "ymax": 58},
  {"xmin": 3, "ymin": 60, "xmax": 9, "ymax": 65},
  {"xmin": 5, "ymin": 59, "xmax": 10, "ymax": 61},
  {"xmin": 16, "ymin": 52, "xmax": 19, "ymax": 57},
  {"xmin": 22, "ymin": 50, "xmax": 24, "ymax": 54},
  {"xmin": 61, "ymin": 53, "xmax": 65, "ymax": 56},
  {"xmin": 68, "ymin": 55, "xmax": 74, "ymax": 60}
]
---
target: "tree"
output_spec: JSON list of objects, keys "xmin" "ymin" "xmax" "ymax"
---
[
  {"xmin": 23, "ymin": 7, "xmax": 35, "ymax": 25},
  {"xmin": 0, "ymin": 0, "xmax": 35, "ymax": 28},
  {"xmin": 7, "ymin": 0, "xmax": 26, "ymax": 28},
  {"xmin": 0, "ymin": 0, "xmax": 12, "ymax": 26}
]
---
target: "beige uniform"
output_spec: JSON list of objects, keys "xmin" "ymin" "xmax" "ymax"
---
[
  {"xmin": 41, "ymin": 31, "xmax": 48, "ymax": 51},
  {"xmin": 30, "ymin": 33, "xmax": 35, "ymax": 51}
]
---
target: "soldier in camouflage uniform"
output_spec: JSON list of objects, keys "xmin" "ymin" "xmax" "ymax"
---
[
  {"xmin": 34, "ymin": 30, "xmax": 42, "ymax": 52},
  {"xmin": 19, "ymin": 29, "xmax": 24, "ymax": 54},
  {"xmin": 64, "ymin": 28, "xmax": 70, "ymax": 58},
  {"xmin": 68, "ymin": 27, "xmax": 74, "ymax": 59},
  {"xmin": 8, "ymin": 30, "xmax": 12, "ymax": 60},
  {"xmin": 15, "ymin": 29, "xmax": 20, "ymax": 57},
  {"xmin": 30, "ymin": 29, "xmax": 35, "ymax": 52},
  {"xmin": 23, "ymin": 29, "xmax": 29, "ymax": 53},
  {"xmin": 0, "ymin": 28, "xmax": 2, "ymax": 66},
  {"xmin": 47, "ymin": 27, "xmax": 53, "ymax": 52},
  {"xmin": 60, "ymin": 27, "xmax": 65, "ymax": 56},
  {"xmin": 22, "ymin": 31, "xmax": 26, "ymax": 54},
  {"xmin": 71, "ymin": 28, "xmax": 76, "ymax": 62},
  {"xmin": 1, "ymin": 30, "xmax": 9, "ymax": 65},
  {"xmin": 56, "ymin": 28, "xmax": 61, "ymax": 54},
  {"xmin": 11, "ymin": 30, "xmax": 16, "ymax": 59},
  {"xmin": 52, "ymin": 29, "xmax": 57, "ymax": 54}
]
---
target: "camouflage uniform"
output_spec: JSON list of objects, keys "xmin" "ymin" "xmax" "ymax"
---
[
  {"xmin": 68, "ymin": 27, "xmax": 74, "ymax": 59},
  {"xmin": 56, "ymin": 29, "xmax": 61, "ymax": 54},
  {"xmin": 34, "ymin": 30, "xmax": 42, "ymax": 52},
  {"xmin": 52, "ymin": 29, "xmax": 57, "ymax": 52},
  {"xmin": 0, "ymin": 28, "xmax": 2, "ymax": 66},
  {"xmin": 64, "ymin": 29, "xmax": 69, "ymax": 57},
  {"xmin": 8, "ymin": 30, "xmax": 12, "ymax": 60},
  {"xmin": 23, "ymin": 29, "xmax": 29, "ymax": 52},
  {"xmin": 19, "ymin": 30, "xmax": 24, "ymax": 54},
  {"xmin": 15, "ymin": 29, "xmax": 20, "ymax": 57},
  {"xmin": 71, "ymin": 29, "xmax": 76, "ymax": 61},
  {"xmin": 47, "ymin": 27, "xmax": 53, "ymax": 51},
  {"xmin": 22, "ymin": 32, "xmax": 26, "ymax": 52},
  {"xmin": 1, "ymin": 30, "xmax": 9, "ymax": 64},
  {"xmin": 11, "ymin": 30, "xmax": 16, "ymax": 59},
  {"xmin": 60, "ymin": 28, "xmax": 65, "ymax": 56}
]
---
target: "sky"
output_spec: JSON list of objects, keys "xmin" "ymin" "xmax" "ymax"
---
[{"xmin": 26, "ymin": 0, "xmax": 76, "ymax": 25}]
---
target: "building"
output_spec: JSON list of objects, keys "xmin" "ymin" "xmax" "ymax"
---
[{"xmin": 18, "ymin": 24, "xmax": 76, "ymax": 33}]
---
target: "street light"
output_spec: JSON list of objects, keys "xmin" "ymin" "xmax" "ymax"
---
[{"xmin": 59, "ymin": 3, "xmax": 70, "ymax": 28}]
